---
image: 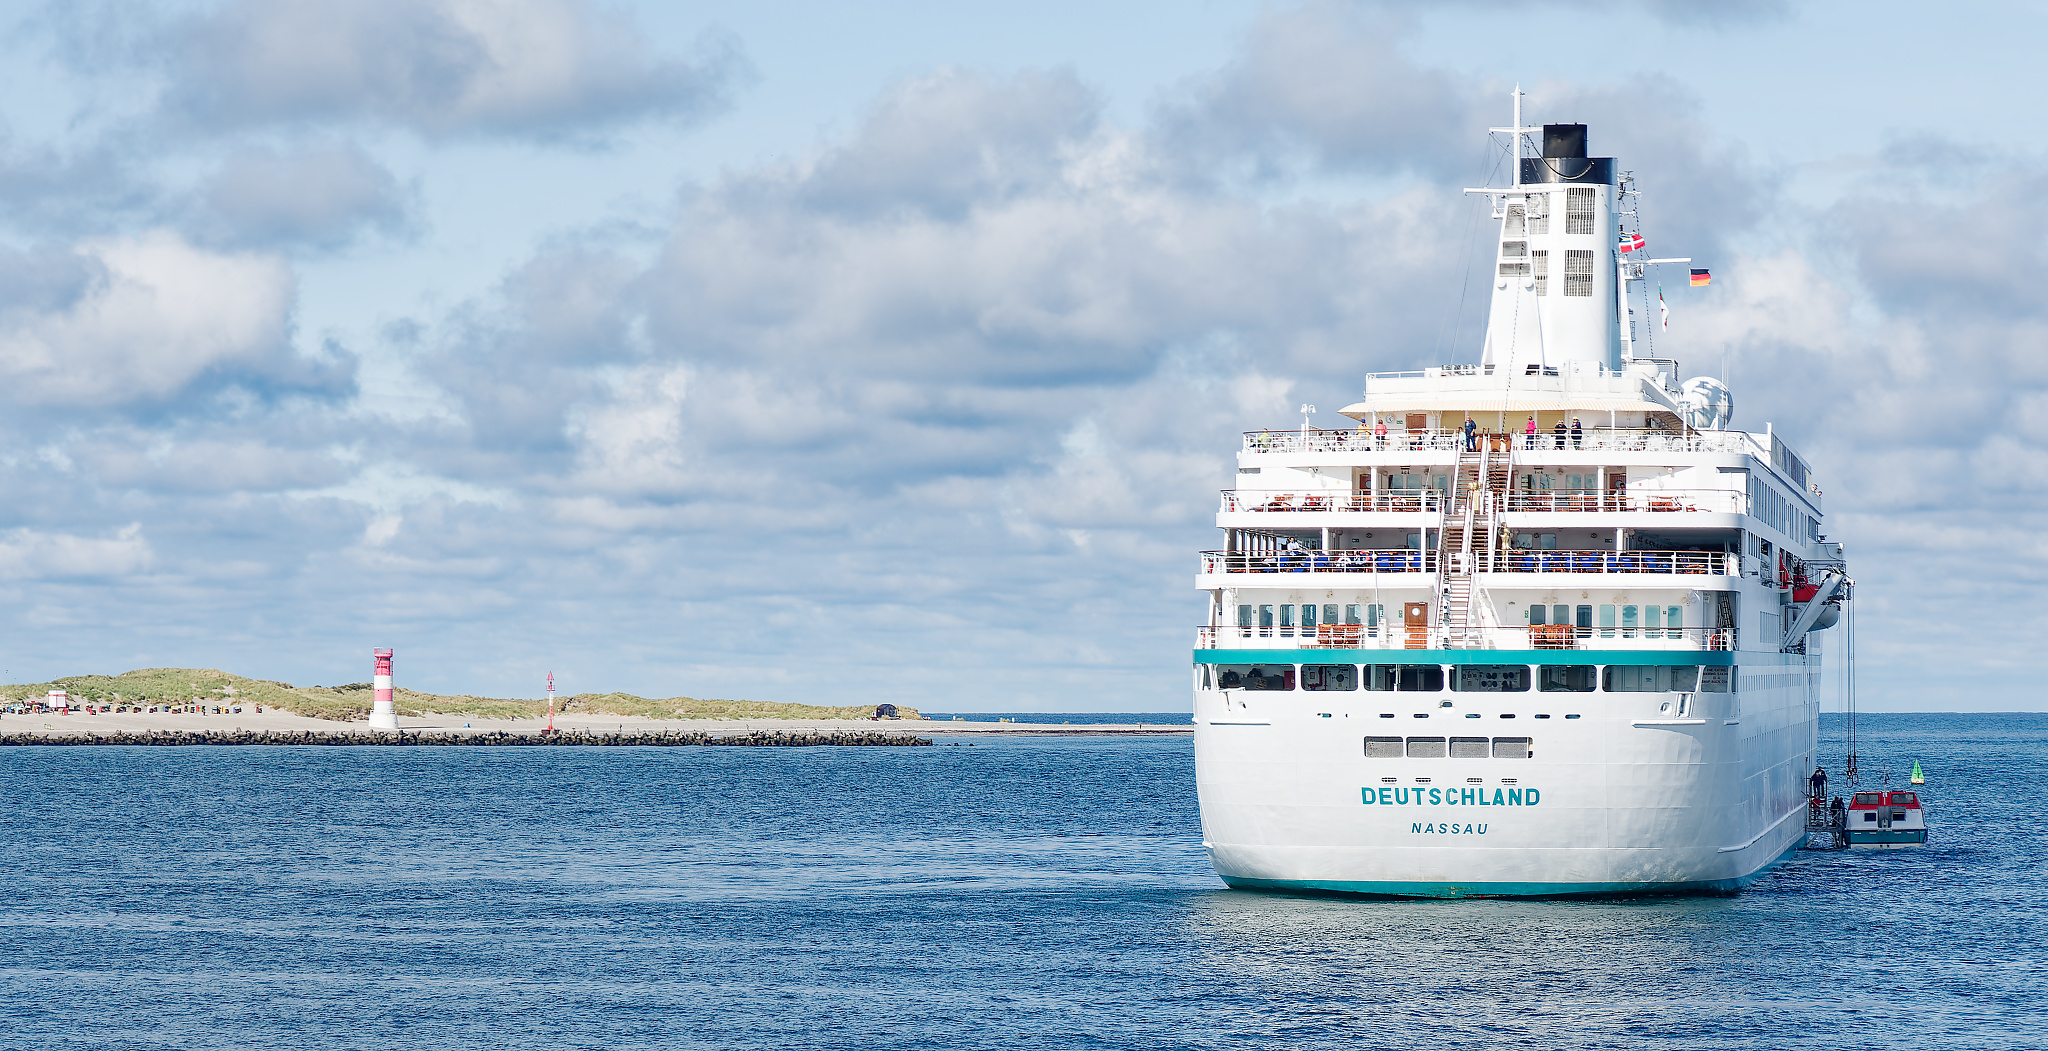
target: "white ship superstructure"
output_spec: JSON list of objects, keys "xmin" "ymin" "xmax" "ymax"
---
[{"xmin": 1192, "ymin": 101, "xmax": 1850, "ymax": 897}]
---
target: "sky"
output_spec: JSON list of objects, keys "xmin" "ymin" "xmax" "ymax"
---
[{"xmin": 0, "ymin": 0, "xmax": 2039, "ymax": 712}]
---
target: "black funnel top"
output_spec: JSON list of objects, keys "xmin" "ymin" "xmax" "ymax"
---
[{"xmin": 1543, "ymin": 124, "xmax": 1587, "ymax": 159}]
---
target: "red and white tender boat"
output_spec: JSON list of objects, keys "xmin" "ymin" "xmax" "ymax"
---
[{"xmin": 1844, "ymin": 790, "xmax": 1927, "ymax": 848}]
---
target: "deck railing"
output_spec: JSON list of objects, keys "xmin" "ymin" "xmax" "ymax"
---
[
  {"xmin": 1241, "ymin": 428, "xmax": 1759, "ymax": 456},
  {"xmin": 1504, "ymin": 489, "xmax": 1745, "ymax": 514},
  {"xmin": 1196, "ymin": 624, "xmax": 1734, "ymax": 652},
  {"xmin": 1199, "ymin": 549, "xmax": 1728, "ymax": 576},
  {"xmin": 1201, "ymin": 549, "xmax": 1438, "ymax": 574},
  {"xmin": 1220, "ymin": 490, "xmax": 1444, "ymax": 514},
  {"xmin": 1218, "ymin": 488, "xmax": 1744, "ymax": 516}
]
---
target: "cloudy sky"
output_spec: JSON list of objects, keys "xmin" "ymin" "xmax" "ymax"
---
[{"xmin": 0, "ymin": 0, "xmax": 2035, "ymax": 711}]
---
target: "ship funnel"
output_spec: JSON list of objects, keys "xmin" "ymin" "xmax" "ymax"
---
[{"xmin": 1543, "ymin": 124, "xmax": 1587, "ymax": 159}]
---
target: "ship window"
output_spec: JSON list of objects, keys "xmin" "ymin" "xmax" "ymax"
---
[
  {"xmin": 1366, "ymin": 665, "xmax": 1444, "ymax": 691},
  {"xmin": 1667, "ymin": 606, "xmax": 1683, "ymax": 630},
  {"xmin": 1577, "ymin": 605, "xmax": 1593, "ymax": 630},
  {"xmin": 1539, "ymin": 665, "xmax": 1597, "ymax": 692},
  {"xmin": 1863, "ymin": 812, "xmax": 1877, "ymax": 822},
  {"xmin": 1892, "ymin": 793, "xmax": 1918, "ymax": 805},
  {"xmin": 1854, "ymin": 793, "xmax": 1883, "ymax": 806},
  {"xmin": 1504, "ymin": 204, "xmax": 1525, "ymax": 236},
  {"xmin": 1346, "ymin": 603, "xmax": 1363, "ymax": 626},
  {"xmin": 1406, "ymin": 737, "xmax": 1447, "ymax": 758},
  {"xmin": 1280, "ymin": 605, "xmax": 1296, "ymax": 629},
  {"xmin": 1453, "ymin": 666, "xmax": 1530, "ymax": 692},
  {"xmin": 1322, "ymin": 604, "xmax": 1339, "ymax": 627},
  {"xmin": 1492, "ymin": 737, "xmax": 1532, "ymax": 759},
  {"xmin": 1552, "ymin": 604, "xmax": 1569, "ymax": 627},
  {"xmin": 1622, "ymin": 605, "xmax": 1639, "ymax": 630},
  {"xmin": 1645, "ymin": 605, "xmax": 1660, "ymax": 630},
  {"xmin": 1364, "ymin": 736, "xmax": 1404, "ymax": 758},
  {"xmin": 1602, "ymin": 666, "xmax": 1702, "ymax": 692},
  {"xmin": 1449, "ymin": 737, "xmax": 1490, "ymax": 758},
  {"xmin": 1302, "ymin": 664, "xmax": 1357, "ymax": 692},
  {"xmin": 1259, "ymin": 604, "xmax": 1275, "ymax": 629},
  {"xmin": 1566, "ymin": 187, "xmax": 1595, "ymax": 234},
  {"xmin": 1237, "ymin": 605, "xmax": 1254, "ymax": 628},
  {"xmin": 1213, "ymin": 664, "xmax": 1294, "ymax": 691},
  {"xmin": 1529, "ymin": 195, "xmax": 1550, "ymax": 234},
  {"xmin": 1297, "ymin": 604, "xmax": 1315, "ymax": 632},
  {"xmin": 1528, "ymin": 605, "xmax": 1545, "ymax": 626},
  {"xmin": 1499, "ymin": 240, "xmax": 1529, "ymax": 276},
  {"xmin": 1565, "ymin": 249, "xmax": 1594, "ymax": 296},
  {"xmin": 1532, "ymin": 250, "xmax": 1548, "ymax": 295}
]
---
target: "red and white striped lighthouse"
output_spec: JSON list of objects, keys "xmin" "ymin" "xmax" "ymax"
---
[{"xmin": 369, "ymin": 648, "xmax": 398, "ymax": 730}]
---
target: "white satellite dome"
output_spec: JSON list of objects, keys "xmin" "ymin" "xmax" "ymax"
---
[{"xmin": 1677, "ymin": 376, "xmax": 1734, "ymax": 430}]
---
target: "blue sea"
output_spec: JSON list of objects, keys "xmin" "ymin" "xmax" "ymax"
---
[{"xmin": 0, "ymin": 713, "xmax": 2039, "ymax": 1050}]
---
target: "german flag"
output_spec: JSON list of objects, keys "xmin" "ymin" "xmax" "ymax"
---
[{"xmin": 1690, "ymin": 268, "xmax": 1711, "ymax": 287}]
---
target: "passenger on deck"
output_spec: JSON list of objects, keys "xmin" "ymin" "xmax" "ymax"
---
[
  {"xmin": 1553, "ymin": 420, "xmax": 1568, "ymax": 449},
  {"xmin": 1524, "ymin": 416, "xmax": 1537, "ymax": 449},
  {"xmin": 1463, "ymin": 417, "xmax": 1477, "ymax": 451},
  {"xmin": 1570, "ymin": 418, "xmax": 1583, "ymax": 449}
]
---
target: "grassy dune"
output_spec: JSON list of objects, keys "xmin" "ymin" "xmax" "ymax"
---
[{"xmin": 2, "ymin": 668, "xmax": 918, "ymax": 723}]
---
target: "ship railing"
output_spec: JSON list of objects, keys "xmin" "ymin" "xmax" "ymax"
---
[
  {"xmin": 1196, "ymin": 625, "xmax": 1735, "ymax": 651},
  {"xmin": 1480, "ymin": 549, "xmax": 1728, "ymax": 575},
  {"xmin": 1201, "ymin": 549, "xmax": 1439, "ymax": 574},
  {"xmin": 1242, "ymin": 427, "xmax": 1758, "ymax": 456},
  {"xmin": 1503, "ymin": 489, "xmax": 1745, "ymax": 514},
  {"xmin": 1221, "ymin": 490, "xmax": 1444, "ymax": 514},
  {"xmin": 1200, "ymin": 549, "xmax": 1727, "ymax": 576},
  {"xmin": 1243, "ymin": 429, "xmax": 1463, "ymax": 453},
  {"xmin": 1518, "ymin": 626, "xmax": 1734, "ymax": 651}
]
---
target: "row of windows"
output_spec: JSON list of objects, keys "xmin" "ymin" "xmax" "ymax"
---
[
  {"xmin": 1238, "ymin": 603, "xmax": 1389, "ymax": 631},
  {"xmin": 1748, "ymin": 473, "xmax": 1818, "ymax": 544},
  {"xmin": 1367, "ymin": 736, "xmax": 1530, "ymax": 759},
  {"xmin": 1529, "ymin": 604, "xmax": 1684, "ymax": 630},
  {"xmin": 1202, "ymin": 663, "xmax": 1729, "ymax": 693}
]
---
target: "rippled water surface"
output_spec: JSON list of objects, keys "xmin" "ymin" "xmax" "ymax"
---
[{"xmin": 0, "ymin": 713, "xmax": 2039, "ymax": 1050}]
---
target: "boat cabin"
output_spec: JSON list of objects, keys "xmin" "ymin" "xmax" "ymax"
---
[{"xmin": 1843, "ymin": 790, "xmax": 1927, "ymax": 848}]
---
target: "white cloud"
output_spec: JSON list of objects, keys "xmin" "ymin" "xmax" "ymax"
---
[
  {"xmin": 199, "ymin": 141, "xmax": 409, "ymax": 248},
  {"xmin": 0, "ymin": 230, "xmax": 301, "ymax": 406},
  {"xmin": 0, "ymin": 524, "xmax": 152, "ymax": 580},
  {"xmin": 162, "ymin": 0, "xmax": 746, "ymax": 138}
]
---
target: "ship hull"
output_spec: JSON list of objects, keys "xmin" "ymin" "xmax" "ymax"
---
[{"xmin": 1193, "ymin": 652, "xmax": 1818, "ymax": 899}]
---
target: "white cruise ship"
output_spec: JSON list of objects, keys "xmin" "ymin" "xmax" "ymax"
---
[{"xmin": 1192, "ymin": 101, "xmax": 1850, "ymax": 898}]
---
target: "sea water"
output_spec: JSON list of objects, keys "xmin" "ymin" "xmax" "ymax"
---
[{"xmin": 0, "ymin": 713, "xmax": 2039, "ymax": 1050}]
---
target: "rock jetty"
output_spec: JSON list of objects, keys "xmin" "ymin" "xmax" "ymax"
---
[{"xmin": 0, "ymin": 729, "xmax": 932, "ymax": 748}]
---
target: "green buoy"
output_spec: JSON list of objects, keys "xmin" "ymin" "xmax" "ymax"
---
[{"xmin": 1910, "ymin": 759, "xmax": 1925, "ymax": 785}]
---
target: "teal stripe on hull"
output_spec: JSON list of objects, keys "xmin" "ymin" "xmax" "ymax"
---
[
  {"xmin": 1218, "ymin": 842, "xmax": 1802, "ymax": 900},
  {"xmin": 1846, "ymin": 830, "xmax": 1928, "ymax": 846}
]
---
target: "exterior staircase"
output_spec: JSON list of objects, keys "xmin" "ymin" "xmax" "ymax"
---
[{"xmin": 1438, "ymin": 442, "xmax": 1511, "ymax": 648}]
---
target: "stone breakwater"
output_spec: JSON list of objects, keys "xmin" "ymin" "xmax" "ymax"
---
[{"xmin": 0, "ymin": 730, "xmax": 933, "ymax": 748}]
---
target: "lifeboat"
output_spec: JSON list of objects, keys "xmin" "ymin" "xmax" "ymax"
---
[{"xmin": 1843, "ymin": 790, "xmax": 1928, "ymax": 848}]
